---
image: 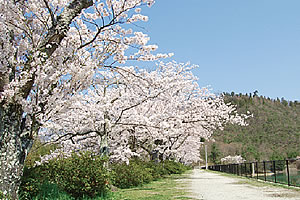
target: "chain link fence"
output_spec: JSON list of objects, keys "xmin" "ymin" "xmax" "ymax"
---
[{"xmin": 208, "ymin": 158, "xmax": 300, "ymax": 187}]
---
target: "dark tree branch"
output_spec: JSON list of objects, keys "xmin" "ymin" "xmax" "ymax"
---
[
  {"xmin": 20, "ymin": 0, "xmax": 93, "ymax": 99},
  {"xmin": 43, "ymin": 0, "xmax": 55, "ymax": 26}
]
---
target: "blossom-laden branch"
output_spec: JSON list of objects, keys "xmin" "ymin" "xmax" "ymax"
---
[
  {"xmin": 0, "ymin": 0, "xmax": 166, "ymax": 198},
  {"xmin": 40, "ymin": 62, "xmax": 250, "ymax": 165}
]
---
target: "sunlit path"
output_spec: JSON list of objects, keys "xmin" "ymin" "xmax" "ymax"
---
[{"xmin": 187, "ymin": 169, "xmax": 300, "ymax": 200}]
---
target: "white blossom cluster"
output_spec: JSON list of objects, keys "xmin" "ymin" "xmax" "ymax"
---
[
  {"xmin": 38, "ymin": 62, "xmax": 250, "ymax": 165},
  {"xmin": 0, "ymin": 1, "xmax": 251, "ymax": 197},
  {"xmin": 0, "ymin": 0, "xmax": 168, "ymax": 104},
  {"xmin": 220, "ymin": 155, "xmax": 246, "ymax": 164},
  {"xmin": 0, "ymin": 0, "xmax": 170, "ymax": 196}
]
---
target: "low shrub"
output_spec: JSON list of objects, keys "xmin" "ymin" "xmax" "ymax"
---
[
  {"xmin": 20, "ymin": 164, "xmax": 53, "ymax": 199},
  {"xmin": 20, "ymin": 150, "xmax": 191, "ymax": 197},
  {"xmin": 21, "ymin": 182, "xmax": 120, "ymax": 200},
  {"xmin": 111, "ymin": 159, "xmax": 190, "ymax": 189},
  {"xmin": 30, "ymin": 182, "xmax": 72, "ymax": 200},
  {"xmin": 20, "ymin": 152, "xmax": 111, "ymax": 199},
  {"xmin": 46, "ymin": 152, "xmax": 111, "ymax": 198},
  {"xmin": 111, "ymin": 159, "xmax": 153, "ymax": 188},
  {"xmin": 162, "ymin": 160, "xmax": 188, "ymax": 174},
  {"xmin": 145, "ymin": 161, "xmax": 169, "ymax": 180}
]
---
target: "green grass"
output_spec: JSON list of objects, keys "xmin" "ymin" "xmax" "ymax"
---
[
  {"xmin": 19, "ymin": 182, "xmax": 119, "ymax": 200},
  {"xmin": 113, "ymin": 172, "xmax": 197, "ymax": 200},
  {"xmin": 19, "ymin": 171, "xmax": 195, "ymax": 200}
]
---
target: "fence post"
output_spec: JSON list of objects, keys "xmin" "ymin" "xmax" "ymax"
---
[
  {"xmin": 252, "ymin": 162, "xmax": 255, "ymax": 178},
  {"xmin": 256, "ymin": 162, "xmax": 259, "ymax": 179},
  {"xmin": 286, "ymin": 160, "xmax": 290, "ymax": 186},
  {"xmin": 273, "ymin": 161, "xmax": 277, "ymax": 183},
  {"xmin": 263, "ymin": 161, "xmax": 266, "ymax": 182}
]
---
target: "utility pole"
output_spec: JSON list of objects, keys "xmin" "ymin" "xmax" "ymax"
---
[{"xmin": 205, "ymin": 144, "xmax": 208, "ymax": 170}]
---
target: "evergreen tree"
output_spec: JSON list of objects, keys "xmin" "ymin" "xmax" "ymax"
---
[{"xmin": 209, "ymin": 143, "xmax": 221, "ymax": 164}]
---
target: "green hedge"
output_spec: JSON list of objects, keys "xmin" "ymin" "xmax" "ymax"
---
[
  {"xmin": 20, "ymin": 152, "xmax": 190, "ymax": 199},
  {"xmin": 162, "ymin": 160, "xmax": 188, "ymax": 174},
  {"xmin": 110, "ymin": 159, "xmax": 153, "ymax": 188},
  {"xmin": 110, "ymin": 159, "xmax": 190, "ymax": 189},
  {"xmin": 20, "ymin": 152, "xmax": 111, "ymax": 199}
]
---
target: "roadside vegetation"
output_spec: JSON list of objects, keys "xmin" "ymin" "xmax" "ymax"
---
[
  {"xmin": 113, "ymin": 173, "xmax": 195, "ymax": 200},
  {"xmin": 17, "ymin": 143, "xmax": 192, "ymax": 200}
]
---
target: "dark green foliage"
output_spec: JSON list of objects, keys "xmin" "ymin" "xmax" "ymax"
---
[
  {"xmin": 20, "ymin": 182, "xmax": 120, "ymax": 200},
  {"xmin": 110, "ymin": 159, "xmax": 154, "ymax": 189},
  {"xmin": 46, "ymin": 152, "xmax": 110, "ymax": 198},
  {"xmin": 110, "ymin": 159, "xmax": 189, "ymax": 189},
  {"xmin": 19, "ymin": 139, "xmax": 59, "ymax": 199},
  {"xmin": 144, "ymin": 161, "xmax": 169, "ymax": 180},
  {"xmin": 29, "ymin": 182, "xmax": 72, "ymax": 200},
  {"xmin": 209, "ymin": 143, "xmax": 221, "ymax": 164},
  {"xmin": 270, "ymin": 151, "xmax": 285, "ymax": 161},
  {"xmin": 287, "ymin": 150, "xmax": 299, "ymax": 159},
  {"xmin": 19, "ymin": 166, "xmax": 46, "ymax": 199},
  {"xmin": 213, "ymin": 93, "xmax": 300, "ymax": 162},
  {"xmin": 269, "ymin": 152, "xmax": 285, "ymax": 171},
  {"xmin": 20, "ymin": 152, "xmax": 111, "ymax": 199},
  {"xmin": 161, "ymin": 160, "xmax": 189, "ymax": 174},
  {"xmin": 20, "ymin": 145, "xmax": 190, "ymax": 198}
]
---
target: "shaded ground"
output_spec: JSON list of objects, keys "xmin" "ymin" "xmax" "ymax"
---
[{"xmin": 186, "ymin": 169, "xmax": 300, "ymax": 200}]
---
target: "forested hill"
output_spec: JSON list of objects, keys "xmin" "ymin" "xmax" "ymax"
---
[{"xmin": 210, "ymin": 92, "xmax": 300, "ymax": 162}]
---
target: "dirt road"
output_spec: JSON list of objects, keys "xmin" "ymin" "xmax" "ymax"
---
[{"xmin": 187, "ymin": 169, "xmax": 300, "ymax": 200}]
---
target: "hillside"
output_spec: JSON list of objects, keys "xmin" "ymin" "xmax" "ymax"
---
[{"xmin": 207, "ymin": 92, "xmax": 300, "ymax": 163}]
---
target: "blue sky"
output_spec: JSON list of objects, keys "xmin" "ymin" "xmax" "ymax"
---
[{"xmin": 140, "ymin": 0, "xmax": 300, "ymax": 101}]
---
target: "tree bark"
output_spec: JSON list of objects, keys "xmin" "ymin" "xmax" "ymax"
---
[
  {"xmin": 0, "ymin": 1, "xmax": 93, "ymax": 198},
  {"xmin": 0, "ymin": 104, "xmax": 33, "ymax": 199}
]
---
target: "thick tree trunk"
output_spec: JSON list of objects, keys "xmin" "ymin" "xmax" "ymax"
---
[
  {"xmin": 0, "ymin": 104, "xmax": 33, "ymax": 199},
  {"xmin": 0, "ymin": 1, "xmax": 93, "ymax": 198}
]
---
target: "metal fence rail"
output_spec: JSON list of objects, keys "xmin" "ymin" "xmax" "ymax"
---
[{"xmin": 208, "ymin": 158, "xmax": 300, "ymax": 187}]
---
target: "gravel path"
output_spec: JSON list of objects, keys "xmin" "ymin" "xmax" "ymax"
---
[{"xmin": 187, "ymin": 169, "xmax": 300, "ymax": 200}]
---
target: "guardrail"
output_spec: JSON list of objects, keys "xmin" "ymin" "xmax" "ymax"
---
[{"xmin": 208, "ymin": 158, "xmax": 300, "ymax": 187}]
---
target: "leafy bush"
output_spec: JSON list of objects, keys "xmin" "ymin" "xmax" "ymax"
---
[
  {"xmin": 46, "ymin": 152, "xmax": 111, "ymax": 198},
  {"xmin": 111, "ymin": 159, "xmax": 153, "ymax": 188},
  {"xmin": 145, "ymin": 161, "xmax": 169, "ymax": 180},
  {"xmin": 30, "ymin": 182, "xmax": 73, "ymax": 200},
  {"xmin": 19, "ymin": 165, "xmax": 46, "ymax": 199},
  {"xmin": 111, "ymin": 159, "xmax": 190, "ymax": 189},
  {"xmin": 21, "ymin": 182, "xmax": 120, "ymax": 200},
  {"xmin": 162, "ymin": 160, "xmax": 188, "ymax": 174},
  {"xmin": 21, "ymin": 149, "xmax": 190, "ymax": 198},
  {"xmin": 20, "ymin": 152, "xmax": 111, "ymax": 199}
]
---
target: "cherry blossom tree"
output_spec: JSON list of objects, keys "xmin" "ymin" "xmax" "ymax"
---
[
  {"xmin": 39, "ymin": 61, "xmax": 249, "ymax": 166},
  {"xmin": 0, "ymin": 0, "xmax": 169, "ymax": 198},
  {"xmin": 221, "ymin": 155, "xmax": 246, "ymax": 164}
]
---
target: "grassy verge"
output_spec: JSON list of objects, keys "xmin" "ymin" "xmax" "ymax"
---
[
  {"xmin": 112, "ymin": 171, "xmax": 197, "ymax": 200},
  {"xmin": 19, "ymin": 171, "xmax": 195, "ymax": 200}
]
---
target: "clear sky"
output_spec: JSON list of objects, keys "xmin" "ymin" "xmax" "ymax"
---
[{"xmin": 140, "ymin": 0, "xmax": 300, "ymax": 101}]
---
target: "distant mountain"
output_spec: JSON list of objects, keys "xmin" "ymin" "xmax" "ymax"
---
[{"xmin": 206, "ymin": 92, "xmax": 300, "ymax": 163}]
